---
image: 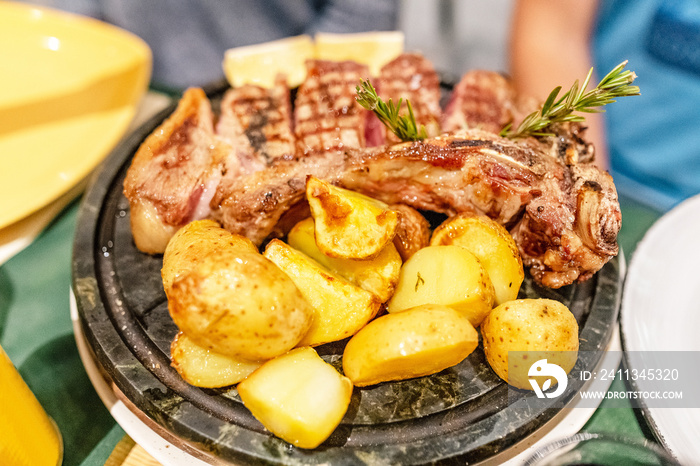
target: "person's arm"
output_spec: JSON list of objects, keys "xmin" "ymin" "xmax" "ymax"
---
[{"xmin": 509, "ymin": 0, "xmax": 609, "ymax": 169}]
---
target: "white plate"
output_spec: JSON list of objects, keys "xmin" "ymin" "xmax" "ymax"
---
[
  {"xmin": 71, "ymin": 289, "xmax": 620, "ymax": 465},
  {"xmin": 620, "ymin": 194, "xmax": 700, "ymax": 464}
]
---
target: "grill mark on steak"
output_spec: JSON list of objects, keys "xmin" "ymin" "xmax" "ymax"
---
[
  {"xmin": 294, "ymin": 60, "xmax": 370, "ymax": 155},
  {"xmin": 216, "ymin": 75, "xmax": 295, "ymax": 171},
  {"xmin": 377, "ymin": 53, "xmax": 442, "ymax": 144}
]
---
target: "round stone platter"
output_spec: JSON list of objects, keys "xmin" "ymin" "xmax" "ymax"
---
[{"xmin": 72, "ymin": 83, "xmax": 623, "ymax": 465}]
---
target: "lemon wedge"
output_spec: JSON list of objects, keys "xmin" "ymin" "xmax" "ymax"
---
[
  {"xmin": 314, "ymin": 31, "xmax": 404, "ymax": 76},
  {"xmin": 222, "ymin": 35, "xmax": 314, "ymax": 88}
]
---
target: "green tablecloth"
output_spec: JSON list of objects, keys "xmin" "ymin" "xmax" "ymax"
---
[{"xmin": 0, "ymin": 194, "xmax": 662, "ymax": 465}]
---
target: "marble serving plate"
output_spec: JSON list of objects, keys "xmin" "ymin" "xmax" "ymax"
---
[{"xmin": 72, "ymin": 83, "xmax": 622, "ymax": 465}]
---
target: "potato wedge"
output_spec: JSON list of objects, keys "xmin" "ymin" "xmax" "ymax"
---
[
  {"xmin": 306, "ymin": 176, "xmax": 399, "ymax": 260},
  {"xmin": 287, "ymin": 217, "xmax": 401, "ymax": 302},
  {"xmin": 390, "ymin": 204, "xmax": 431, "ymax": 261},
  {"xmin": 386, "ymin": 245, "xmax": 495, "ymax": 327},
  {"xmin": 430, "ymin": 214, "xmax": 524, "ymax": 305},
  {"xmin": 162, "ymin": 219, "xmax": 257, "ymax": 294},
  {"xmin": 481, "ymin": 299, "xmax": 579, "ymax": 390},
  {"xmin": 263, "ymin": 239, "xmax": 381, "ymax": 347},
  {"xmin": 170, "ymin": 332, "xmax": 262, "ymax": 388},
  {"xmin": 168, "ymin": 248, "xmax": 313, "ymax": 361},
  {"xmin": 343, "ymin": 304, "xmax": 479, "ymax": 386},
  {"xmin": 237, "ymin": 347, "xmax": 353, "ymax": 449}
]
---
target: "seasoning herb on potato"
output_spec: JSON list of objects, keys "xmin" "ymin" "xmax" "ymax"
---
[
  {"xmin": 170, "ymin": 332, "xmax": 262, "ymax": 388},
  {"xmin": 263, "ymin": 239, "xmax": 381, "ymax": 347},
  {"xmin": 168, "ymin": 247, "xmax": 314, "ymax": 361},
  {"xmin": 342, "ymin": 304, "xmax": 479, "ymax": 386},
  {"xmin": 237, "ymin": 347, "xmax": 353, "ymax": 449},
  {"xmin": 306, "ymin": 176, "xmax": 399, "ymax": 260},
  {"xmin": 481, "ymin": 298, "xmax": 579, "ymax": 390},
  {"xmin": 386, "ymin": 245, "xmax": 495, "ymax": 327},
  {"xmin": 161, "ymin": 219, "xmax": 257, "ymax": 295},
  {"xmin": 430, "ymin": 214, "xmax": 524, "ymax": 305},
  {"xmin": 287, "ymin": 217, "xmax": 402, "ymax": 302}
]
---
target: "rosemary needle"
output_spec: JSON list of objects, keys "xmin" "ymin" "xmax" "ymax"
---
[
  {"xmin": 501, "ymin": 60, "xmax": 640, "ymax": 139},
  {"xmin": 356, "ymin": 79, "xmax": 428, "ymax": 142}
]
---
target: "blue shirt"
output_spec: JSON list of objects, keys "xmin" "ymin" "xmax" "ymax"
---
[{"xmin": 593, "ymin": 0, "xmax": 700, "ymax": 211}]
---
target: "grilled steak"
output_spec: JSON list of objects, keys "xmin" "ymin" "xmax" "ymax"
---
[
  {"xmin": 342, "ymin": 130, "xmax": 620, "ymax": 288},
  {"xmin": 123, "ymin": 60, "xmax": 621, "ymax": 288},
  {"xmin": 377, "ymin": 53, "xmax": 442, "ymax": 144},
  {"xmin": 294, "ymin": 60, "xmax": 372, "ymax": 155},
  {"xmin": 216, "ymin": 75, "xmax": 295, "ymax": 172},
  {"xmin": 123, "ymin": 88, "xmax": 229, "ymax": 253},
  {"xmin": 213, "ymin": 128, "xmax": 620, "ymax": 288},
  {"xmin": 443, "ymin": 70, "xmax": 524, "ymax": 134}
]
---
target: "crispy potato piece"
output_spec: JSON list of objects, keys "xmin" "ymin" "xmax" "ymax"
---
[
  {"xmin": 237, "ymin": 347, "xmax": 353, "ymax": 449},
  {"xmin": 287, "ymin": 217, "xmax": 401, "ymax": 302},
  {"xmin": 168, "ymin": 248, "xmax": 313, "ymax": 361},
  {"xmin": 162, "ymin": 219, "xmax": 257, "ymax": 294},
  {"xmin": 481, "ymin": 299, "xmax": 579, "ymax": 390},
  {"xmin": 390, "ymin": 204, "xmax": 431, "ymax": 261},
  {"xmin": 263, "ymin": 239, "xmax": 381, "ymax": 347},
  {"xmin": 306, "ymin": 176, "xmax": 399, "ymax": 260},
  {"xmin": 342, "ymin": 304, "xmax": 479, "ymax": 386},
  {"xmin": 170, "ymin": 332, "xmax": 261, "ymax": 388},
  {"xmin": 387, "ymin": 245, "xmax": 495, "ymax": 327},
  {"xmin": 430, "ymin": 214, "xmax": 524, "ymax": 305}
]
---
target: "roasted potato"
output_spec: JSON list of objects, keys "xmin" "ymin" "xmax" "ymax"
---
[
  {"xmin": 170, "ymin": 332, "xmax": 262, "ymax": 388},
  {"xmin": 390, "ymin": 204, "xmax": 431, "ymax": 261},
  {"xmin": 287, "ymin": 217, "xmax": 401, "ymax": 302},
  {"xmin": 343, "ymin": 304, "xmax": 479, "ymax": 386},
  {"xmin": 168, "ymin": 248, "xmax": 313, "ymax": 361},
  {"xmin": 430, "ymin": 214, "xmax": 524, "ymax": 305},
  {"xmin": 386, "ymin": 245, "xmax": 495, "ymax": 327},
  {"xmin": 237, "ymin": 347, "xmax": 353, "ymax": 449},
  {"xmin": 481, "ymin": 298, "xmax": 579, "ymax": 390},
  {"xmin": 263, "ymin": 239, "xmax": 381, "ymax": 347},
  {"xmin": 306, "ymin": 176, "xmax": 399, "ymax": 260},
  {"xmin": 162, "ymin": 219, "xmax": 257, "ymax": 294}
]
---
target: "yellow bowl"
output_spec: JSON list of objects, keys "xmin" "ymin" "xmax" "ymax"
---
[{"xmin": 0, "ymin": 2, "xmax": 152, "ymax": 228}]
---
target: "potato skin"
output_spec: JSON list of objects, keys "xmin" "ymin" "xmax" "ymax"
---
[
  {"xmin": 170, "ymin": 332, "xmax": 261, "ymax": 388},
  {"xmin": 168, "ymin": 248, "xmax": 313, "ymax": 361},
  {"xmin": 342, "ymin": 304, "xmax": 479, "ymax": 386},
  {"xmin": 430, "ymin": 214, "xmax": 524, "ymax": 305},
  {"xmin": 387, "ymin": 245, "xmax": 495, "ymax": 327},
  {"xmin": 306, "ymin": 176, "xmax": 399, "ymax": 260},
  {"xmin": 481, "ymin": 299, "xmax": 579, "ymax": 390},
  {"xmin": 162, "ymin": 219, "xmax": 257, "ymax": 294},
  {"xmin": 287, "ymin": 217, "xmax": 402, "ymax": 302},
  {"xmin": 263, "ymin": 239, "xmax": 381, "ymax": 347}
]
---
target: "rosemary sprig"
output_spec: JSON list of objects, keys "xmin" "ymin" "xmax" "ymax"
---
[
  {"xmin": 356, "ymin": 79, "xmax": 427, "ymax": 142},
  {"xmin": 500, "ymin": 61, "xmax": 640, "ymax": 139}
]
